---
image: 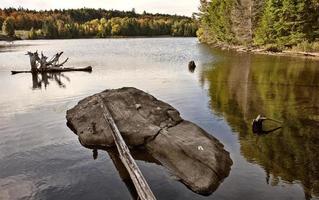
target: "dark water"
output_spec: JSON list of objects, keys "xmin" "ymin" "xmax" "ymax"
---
[{"xmin": 0, "ymin": 38, "xmax": 318, "ymax": 200}]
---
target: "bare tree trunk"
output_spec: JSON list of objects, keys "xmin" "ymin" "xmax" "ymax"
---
[
  {"xmin": 47, "ymin": 52, "xmax": 69, "ymax": 68},
  {"xmin": 26, "ymin": 51, "xmax": 70, "ymax": 72},
  {"xmin": 39, "ymin": 52, "xmax": 48, "ymax": 71},
  {"xmin": 26, "ymin": 51, "xmax": 39, "ymax": 72}
]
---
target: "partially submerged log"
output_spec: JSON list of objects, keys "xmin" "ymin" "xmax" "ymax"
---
[
  {"xmin": 11, "ymin": 66, "xmax": 92, "ymax": 75},
  {"xmin": 11, "ymin": 51, "xmax": 92, "ymax": 74},
  {"xmin": 66, "ymin": 87, "xmax": 232, "ymax": 195},
  {"xmin": 252, "ymin": 114, "xmax": 282, "ymax": 134},
  {"xmin": 97, "ymin": 96, "xmax": 156, "ymax": 200}
]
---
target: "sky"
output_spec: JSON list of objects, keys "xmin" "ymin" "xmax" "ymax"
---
[{"xmin": 1, "ymin": 0, "xmax": 200, "ymax": 16}]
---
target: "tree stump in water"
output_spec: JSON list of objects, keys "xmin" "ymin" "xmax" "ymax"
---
[{"xmin": 188, "ymin": 60, "xmax": 196, "ymax": 72}]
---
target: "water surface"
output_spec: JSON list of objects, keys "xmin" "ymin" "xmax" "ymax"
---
[{"xmin": 0, "ymin": 38, "xmax": 318, "ymax": 200}]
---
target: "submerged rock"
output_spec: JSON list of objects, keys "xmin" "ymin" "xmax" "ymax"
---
[{"xmin": 66, "ymin": 87, "xmax": 232, "ymax": 195}]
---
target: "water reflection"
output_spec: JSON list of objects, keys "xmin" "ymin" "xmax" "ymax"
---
[
  {"xmin": 31, "ymin": 72, "xmax": 70, "ymax": 89},
  {"xmin": 87, "ymin": 147, "xmax": 161, "ymax": 200},
  {"xmin": 201, "ymin": 50, "xmax": 319, "ymax": 199}
]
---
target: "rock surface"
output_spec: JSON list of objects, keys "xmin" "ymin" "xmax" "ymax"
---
[{"xmin": 66, "ymin": 87, "xmax": 232, "ymax": 195}]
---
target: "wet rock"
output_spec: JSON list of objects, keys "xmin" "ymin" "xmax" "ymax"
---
[
  {"xmin": 66, "ymin": 87, "xmax": 232, "ymax": 195},
  {"xmin": 67, "ymin": 87, "xmax": 181, "ymax": 147},
  {"xmin": 146, "ymin": 121, "xmax": 232, "ymax": 194}
]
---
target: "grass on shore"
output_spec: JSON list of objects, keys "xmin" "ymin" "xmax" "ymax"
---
[
  {"xmin": 263, "ymin": 41, "xmax": 319, "ymax": 53},
  {"xmin": 14, "ymin": 30, "xmax": 29, "ymax": 39}
]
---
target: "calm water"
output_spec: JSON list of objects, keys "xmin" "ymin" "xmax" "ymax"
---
[{"xmin": 0, "ymin": 38, "xmax": 318, "ymax": 200}]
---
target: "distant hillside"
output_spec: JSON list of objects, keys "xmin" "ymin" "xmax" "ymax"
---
[
  {"xmin": 0, "ymin": 8, "xmax": 198, "ymax": 39},
  {"xmin": 197, "ymin": 0, "xmax": 319, "ymax": 52}
]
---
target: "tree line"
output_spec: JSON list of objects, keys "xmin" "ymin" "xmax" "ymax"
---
[
  {"xmin": 0, "ymin": 8, "xmax": 197, "ymax": 39},
  {"xmin": 197, "ymin": 0, "xmax": 319, "ymax": 51}
]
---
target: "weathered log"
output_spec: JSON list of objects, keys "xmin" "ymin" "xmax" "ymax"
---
[
  {"xmin": 47, "ymin": 52, "xmax": 69, "ymax": 68},
  {"xmin": 25, "ymin": 51, "xmax": 70, "ymax": 71},
  {"xmin": 66, "ymin": 87, "xmax": 232, "ymax": 195},
  {"xmin": 11, "ymin": 66, "xmax": 92, "ymax": 75},
  {"xmin": 39, "ymin": 52, "xmax": 48, "ymax": 70},
  {"xmin": 97, "ymin": 95, "xmax": 156, "ymax": 200},
  {"xmin": 25, "ymin": 51, "xmax": 39, "ymax": 72},
  {"xmin": 55, "ymin": 57, "xmax": 69, "ymax": 68},
  {"xmin": 252, "ymin": 115, "xmax": 282, "ymax": 134}
]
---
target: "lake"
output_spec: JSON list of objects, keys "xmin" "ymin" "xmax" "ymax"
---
[{"xmin": 0, "ymin": 38, "xmax": 318, "ymax": 200}]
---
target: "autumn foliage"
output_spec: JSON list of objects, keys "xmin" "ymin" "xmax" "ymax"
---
[{"xmin": 0, "ymin": 8, "xmax": 197, "ymax": 39}]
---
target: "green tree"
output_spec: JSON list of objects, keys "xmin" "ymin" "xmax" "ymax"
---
[
  {"xmin": 42, "ymin": 18, "xmax": 58, "ymax": 38},
  {"xmin": 254, "ymin": 0, "xmax": 317, "ymax": 46},
  {"xmin": 198, "ymin": 0, "xmax": 236, "ymax": 43},
  {"xmin": 2, "ymin": 16, "xmax": 15, "ymax": 37}
]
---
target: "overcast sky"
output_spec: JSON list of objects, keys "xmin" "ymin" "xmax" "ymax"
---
[{"xmin": 1, "ymin": 0, "xmax": 200, "ymax": 16}]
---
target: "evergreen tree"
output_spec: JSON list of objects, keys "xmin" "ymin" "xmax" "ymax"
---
[
  {"xmin": 198, "ymin": 0, "xmax": 319, "ymax": 48},
  {"xmin": 42, "ymin": 19, "xmax": 58, "ymax": 38}
]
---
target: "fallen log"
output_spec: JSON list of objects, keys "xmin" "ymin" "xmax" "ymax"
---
[
  {"xmin": 11, "ymin": 66, "xmax": 92, "ymax": 75},
  {"xmin": 66, "ymin": 87, "xmax": 232, "ymax": 195},
  {"xmin": 97, "ymin": 96, "xmax": 156, "ymax": 200}
]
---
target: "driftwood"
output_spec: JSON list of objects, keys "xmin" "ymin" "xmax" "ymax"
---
[
  {"xmin": 12, "ymin": 51, "xmax": 92, "ymax": 74},
  {"xmin": 26, "ymin": 51, "xmax": 69, "ymax": 71},
  {"xmin": 11, "ymin": 66, "xmax": 92, "ymax": 75},
  {"xmin": 97, "ymin": 96, "xmax": 156, "ymax": 200},
  {"xmin": 252, "ymin": 115, "xmax": 282, "ymax": 134}
]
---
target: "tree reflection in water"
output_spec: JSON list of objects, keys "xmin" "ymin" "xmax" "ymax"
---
[
  {"xmin": 31, "ymin": 72, "xmax": 70, "ymax": 89},
  {"xmin": 201, "ymin": 50, "xmax": 319, "ymax": 199}
]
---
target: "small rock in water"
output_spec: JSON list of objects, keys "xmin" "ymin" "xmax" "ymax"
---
[{"xmin": 188, "ymin": 60, "xmax": 196, "ymax": 72}]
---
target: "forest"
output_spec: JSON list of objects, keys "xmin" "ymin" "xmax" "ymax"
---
[
  {"xmin": 0, "ymin": 8, "xmax": 198, "ymax": 39},
  {"xmin": 197, "ymin": 0, "xmax": 319, "ymax": 52}
]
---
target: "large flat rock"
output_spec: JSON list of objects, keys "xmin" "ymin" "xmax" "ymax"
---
[
  {"xmin": 66, "ymin": 87, "xmax": 232, "ymax": 195},
  {"xmin": 146, "ymin": 120, "xmax": 232, "ymax": 194}
]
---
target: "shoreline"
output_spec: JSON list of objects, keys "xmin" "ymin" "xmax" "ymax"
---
[
  {"xmin": 0, "ymin": 35, "xmax": 194, "ymax": 42},
  {"xmin": 205, "ymin": 43, "xmax": 319, "ymax": 60}
]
